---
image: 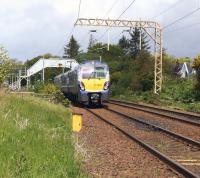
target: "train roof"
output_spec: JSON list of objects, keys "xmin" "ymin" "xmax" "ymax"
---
[{"xmin": 54, "ymin": 60, "xmax": 108, "ymax": 79}]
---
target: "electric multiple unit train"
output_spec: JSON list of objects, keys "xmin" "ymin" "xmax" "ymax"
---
[{"xmin": 54, "ymin": 60, "xmax": 110, "ymax": 105}]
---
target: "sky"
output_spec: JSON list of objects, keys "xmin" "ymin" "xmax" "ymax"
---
[{"xmin": 1, "ymin": 0, "xmax": 200, "ymax": 61}]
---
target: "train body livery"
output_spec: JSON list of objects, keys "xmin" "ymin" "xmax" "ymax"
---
[{"xmin": 54, "ymin": 60, "xmax": 110, "ymax": 105}]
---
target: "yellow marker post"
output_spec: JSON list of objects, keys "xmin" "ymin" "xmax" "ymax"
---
[{"xmin": 72, "ymin": 114, "xmax": 82, "ymax": 132}]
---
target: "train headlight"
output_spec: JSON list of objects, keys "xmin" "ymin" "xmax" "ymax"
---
[
  {"xmin": 79, "ymin": 81, "xmax": 85, "ymax": 91},
  {"xmin": 103, "ymin": 81, "xmax": 109, "ymax": 90}
]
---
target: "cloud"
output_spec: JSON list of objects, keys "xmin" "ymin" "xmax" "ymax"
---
[{"xmin": 0, "ymin": 0, "xmax": 200, "ymax": 61}]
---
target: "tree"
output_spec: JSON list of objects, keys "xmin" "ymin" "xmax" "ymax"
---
[
  {"xmin": 128, "ymin": 28, "xmax": 150, "ymax": 59},
  {"xmin": 118, "ymin": 35, "xmax": 129, "ymax": 55},
  {"xmin": 0, "ymin": 46, "xmax": 13, "ymax": 85},
  {"xmin": 63, "ymin": 36, "xmax": 80, "ymax": 58},
  {"xmin": 24, "ymin": 53, "xmax": 59, "ymax": 68},
  {"xmin": 192, "ymin": 54, "xmax": 200, "ymax": 90}
]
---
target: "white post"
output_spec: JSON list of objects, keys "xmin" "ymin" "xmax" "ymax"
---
[
  {"xmin": 42, "ymin": 59, "xmax": 45, "ymax": 83},
  {"xmin": 27, "ymin": 77, "xmax": 29, "ymax": 90},
  {"xmin": 154, "ymin": 28, "xmax": 157, "ymax": 94},
  {"xmin": 139, "ymin": 19, "xmax": 142, "ymax": 50},
  {"xmin": 19, "ymin": 70, "xmax": 21, "ymax": 90},
  {"xmin": 139, "ymin": 28, "xmax": 142, "ymax": 50},
  {"xmin": 11, "ymin": 74, "xmax": 13, "ymax": 89},
  {"xmin": 107, "ymin": 28, "xmax": 110, "ymax": 51}
]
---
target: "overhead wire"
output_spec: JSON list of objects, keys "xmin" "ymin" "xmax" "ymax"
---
[
  {"xmin": 164, "ymin": 21, "xmax": 200, "ymax": 34},
  {"xmin": 115, "ymin": 0, "xmax": 192, "ymax": 38},
  {"xmin": 66, "ymin": 0, "xmax": 82, "ymax": 42},
  {"xmin": 77, "ymin": 0, "xmax": 82, "ymax": 19},
  {"xmin": 163, "ymin": 7, "xmax": 200, "ymax": 29},
  {"xmin": 103, "ymin": 0, "xmax": 120, "ymax": 18},
  {"xmin": 79, "ymin": 0, "xmax": 120, "ymax": 49},
  {"xmin": 57, "ymin": 0, "xmax": 82, "ymax": 57},
  {"xmin": 98, "ymin": 0, "xmax": 137, "ymax": 41},
  {"xmin": 150, "ymin": 0, "xmax": 183, "ymax": 20},
  {"xmin": 117, "ymin": 0, "xmax": 137, "ymax": 19}
]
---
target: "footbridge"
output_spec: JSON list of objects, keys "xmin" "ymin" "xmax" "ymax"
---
[{"xmin": 9, "ymin": 58, "xmax": 79, "ymax": 90}]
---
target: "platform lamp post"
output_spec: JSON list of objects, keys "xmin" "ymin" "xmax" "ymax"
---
[
  {"xmin": 42, "ymin": 56, "xmax": 45, "ymax": 84},
  {"xmin": 88, "ymin": 29, "xmax": 102, "ymax": 61},
  {"xmin": 88, "ymin": 29, "xmax": 97, "ymax": 47}
]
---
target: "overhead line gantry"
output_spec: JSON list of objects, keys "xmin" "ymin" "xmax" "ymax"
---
[{"xmin": 75, "ymin": 18, "xmax": 162, "ymax": 94}]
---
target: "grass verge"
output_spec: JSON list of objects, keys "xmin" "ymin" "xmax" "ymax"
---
[{"xmin": 0, "ymin": 90, "xmax": 87, "ymax": 178}]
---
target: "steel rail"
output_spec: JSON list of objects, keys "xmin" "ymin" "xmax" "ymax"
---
[
  {"xmin": 105, "ymin": 107, "xmax": 200, "ymax": 148},
  {"xmin": 108, "ymin": 100, "xmax": 200, "ymax": 127},
  {"xmin": 109, "ymin": 99, "xmax": 200, "ymax": 119},
  {"xmin": 86, "ymin": 108, "xmax": 200, "ymax": 178}
]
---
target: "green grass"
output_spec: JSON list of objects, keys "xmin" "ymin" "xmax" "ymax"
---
[{"xmin": 0, "ymin": 91, "xmax": 87, "ymax": 178}]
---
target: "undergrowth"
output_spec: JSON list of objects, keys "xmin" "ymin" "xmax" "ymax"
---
[{"xmin": 111, "ymin": 77, "xmax": 200, "ymax": 113}]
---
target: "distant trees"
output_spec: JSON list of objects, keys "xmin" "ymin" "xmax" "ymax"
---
[
  {"xmin": 118, "ymin": 35, "xmax": 129, "ymax": 55},
  {"xmin": 116, "ymin": 28, "xmax": 153, "ymax": 92},
  {"xmin": 63, "ymin": 35, "xmax": 80, "ymax": 58},
  {"xmin": 118, "ymin": 27, "xmax": 150, "ymax": 59},
  {"xmin": 129, "ymin": 28, "xmax": 150, "ymax": 59},
  {"xmin": 24, "ymin": 53, "xmax": 59, "ymax": 68}
]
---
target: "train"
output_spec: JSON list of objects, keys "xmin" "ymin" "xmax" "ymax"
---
[{"xmin": 54, "ymin": 60, "xmax": 110, "ymax": 105}]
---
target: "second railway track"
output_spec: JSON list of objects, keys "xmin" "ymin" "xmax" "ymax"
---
[
  {"xmin": 108, "ymin": 99, "xmax": 200, "ymax": 127},
  {"xmin": 85, "ymin": 106, "xmax": 200, "ymax": 178}
]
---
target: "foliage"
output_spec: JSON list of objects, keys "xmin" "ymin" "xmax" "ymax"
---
[
  {"xmin": 30, "ymin": 81, "xmax": 45, "ymax": 93},
  {"xmin": 112, "ymin": 76, "xmax": 200, "ymax": 112},
  {"xmin": 0, "ymin": 92, "xmax": 87, "ymax": 177},
  {"xmin": 118, "ymin": 35, "xmax": 129, "ymax": 55},
  {"xmin": 118, "ymin": 28, "xmax": 150, "ymax": 59},
  {"xmin": 162, "ymin": 53, "xmax": 176, "ymax": 76},
  {"xmin": 128, "ymin": 28, "xmax": 150, "ymax": 59},
  {"xmin": 52, "ymin": 90, "xmax": 70, "ymax": 107},
  {"xmin": 43, "ymin": 83, "xmax": 58, "ymax": 94},
  {"xmin": 0, "ymin": 46, "xmax": 13, "ymax": 85},
  {"xmin": 63, "ymin": 35, "xmax": 80, "ymax": 58},
  {"xmin": 192, "ymin": 54, "xmax": 200, "ymax": 96},
  {"xmin": 31, "ymin": 82, "xmax": 70, "ymax": 107},
  {"xmin": 24, "ymin": 53, "xmax": 59, "ymax": 68}
]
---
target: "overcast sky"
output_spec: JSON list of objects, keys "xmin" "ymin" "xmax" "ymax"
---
[{"xmin": 1, "ymin": 0, "xmax": 200, "ymax": 61}]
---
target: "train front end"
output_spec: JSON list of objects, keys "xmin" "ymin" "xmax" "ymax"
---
[{"xmin": 78, "ymin": 61, "xmax": 110, "ymax": 105}]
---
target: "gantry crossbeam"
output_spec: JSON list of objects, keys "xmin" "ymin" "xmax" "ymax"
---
[{"xmin": 75, "ymin": 18, "xmax": 161, "ymax": 29}]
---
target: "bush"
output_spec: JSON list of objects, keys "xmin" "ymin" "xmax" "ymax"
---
[
  {"xmin": 31, "ymin": 81, "xmax": 45, "ymax": 93},
  {"xmin": 43, "ymin": 83, "xmax": 58, "ymax": 94},
  {"xmin": 52, "ymin": 90, "xmax": 70, "ymax": 107},
  {"xmin": 31, "ymin": 82, "xmax": 70, "ymax": 107},
  {"xmin": 140, "ymin": 74, "xmax": 154, "ymax": 91}
]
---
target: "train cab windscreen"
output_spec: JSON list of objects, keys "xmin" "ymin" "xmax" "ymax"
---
[{"xmin": 81, "ymin": 66, "xmax": 108, "ymax": 79}]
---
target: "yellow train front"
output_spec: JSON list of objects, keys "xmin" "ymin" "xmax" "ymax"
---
[{"xmin": 54, "ymin": 60, "xmax": 110, "ymax": 106}]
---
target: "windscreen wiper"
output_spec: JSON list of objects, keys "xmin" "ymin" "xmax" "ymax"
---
[{"xmin": 88, "ymin": 71, "xmax": 96, "ymax": 80}]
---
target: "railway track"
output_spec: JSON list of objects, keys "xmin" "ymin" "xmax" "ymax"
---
[
  {"xmin": 85, "ymin": 106, "xmax": 200, "ymax": 178},
  {"xmin": 108, "ymin": 99, "xmax": 200, "ymax": 127}
]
